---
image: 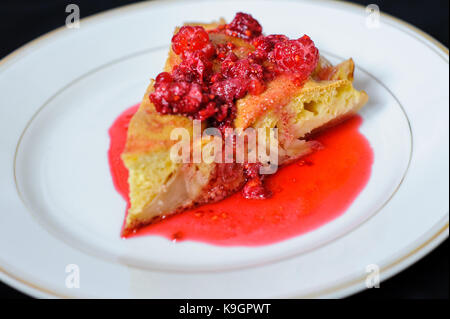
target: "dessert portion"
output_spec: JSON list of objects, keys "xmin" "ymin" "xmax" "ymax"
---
[{"xmin": 121, "ymin": 13, "xmax": 368, "ymax": 234}]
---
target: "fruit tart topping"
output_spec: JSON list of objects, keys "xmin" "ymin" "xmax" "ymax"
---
[
  {"xmin": 225, "ymin": 12, "xmax": 263, "ymax": 40},
  {"xmin": 151, "ymin": 13, "xmax": 319, "ymax": 125},
  {"xmin": 171, "ymin": 26, "xmax": 211, "ymax": 56}
]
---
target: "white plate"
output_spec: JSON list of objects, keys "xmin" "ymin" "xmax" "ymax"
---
[{"xmin": 0, "ymin": 0, "xmax": 448, "ymax": 298}]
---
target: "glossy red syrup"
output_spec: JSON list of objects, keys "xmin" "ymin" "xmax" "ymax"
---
[
  {"xmin": 107, "ymin": 105, "xmax": 139, "ymax": 212},
  {"xmin": 108, "ymin": 104, "xmax": 373, "ymax": 246}
]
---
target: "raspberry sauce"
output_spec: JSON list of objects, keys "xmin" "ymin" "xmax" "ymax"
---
[{"xmin": 108, "ymin": 104, "xmax": 373, "ymax": 246}]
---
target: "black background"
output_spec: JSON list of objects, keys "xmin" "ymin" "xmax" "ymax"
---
[{"xmin": 0, "ymin": 0, "xmax": 448, "ymax": 299}]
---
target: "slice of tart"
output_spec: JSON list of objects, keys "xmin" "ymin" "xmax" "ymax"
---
[{"xmin": 121, "ymin": 13, "xmax": 368, "ymax": 235}]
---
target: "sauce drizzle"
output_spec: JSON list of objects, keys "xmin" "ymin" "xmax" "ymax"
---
[{"xmin": 108, "ymin": 104, "xmax": 373, "ymax": 246}]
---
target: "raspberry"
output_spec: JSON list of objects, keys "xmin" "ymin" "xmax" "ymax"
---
[
  {"xmin": 242, "ymin": 177, "xmax": 271, "ymax": 199},
  {"xmin": 226, "ymin": 12, "xmax": 262, "ymax": 40},
  {"xmin": 220, "ymin": 52, "xmax": 239, "ymax": 72},
  {"xmin": 264, "ymin": 34, "xmax": 289, "ymax": 44},
  {"xmin": 242, "ymin": 163, "xmax": 271, "ymax": 199},
  {"xmin": 215, "ymin": 43, "xmax": 235, "ymax": 61},
  {"xmin": 249, "ymin": 34, "xmax": 288, "ymax": 62},
  {"xmin": 244, "ymin": 163, "xmax": 260, "ymax": 179},
  {"xmin": 269, "ymin": 35, "xmax": 319, "ymax": 81},
  {"xmin": 221, "ymin": 56, "xmax": 264, "ymax": 83},
  {"xmin": 209, "ymin": 73, "xmax": 223, "ymax": 84},
  {"xmin": 150, "ymin": 80, "xmax": 205, "ymax": 115},
  {"xmin": 215, "ymin": 102, "xmax": 234, "ymax": 122},
  {"xmin": 171, "ymin": 26, "xmax": 211, "ymax": 56},
  {"xmin": 154, "ymin": 72, "xmax": 173, "ymax": 86},
  {"xmin": 221, "ymin": 57, "xmax": 264, "ymax": 81},
  {"xmin": 248, "ymin": 78, "xmax": 265, "ymax": 95},
  {"xmin": 201, "ymin": 42, "xmax": 216, "ymax": 59},
  {"xmin": 210, "ymin": 78, "xmax": 248, "ymax": 103},
  {"xmin": 197, "ymin": 102, "xmax": 217, "ymax": 121},
  {"xmin": 172, "ymin": 51, "xmax": 213, "ymax": 84}
]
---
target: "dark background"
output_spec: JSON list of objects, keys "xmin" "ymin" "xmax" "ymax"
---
[{"xmin": 0, "ymin": 0, "xmax": 448, "ymax": 299}]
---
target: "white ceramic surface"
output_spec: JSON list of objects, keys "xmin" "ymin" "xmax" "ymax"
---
[{"xmin": 0, "ymin": 0, "xmax": 448, "ymax": 298}]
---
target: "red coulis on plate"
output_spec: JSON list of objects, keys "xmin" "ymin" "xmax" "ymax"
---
[{"xmin": 108, "ymin": 104, "xmax": 373, "ymax": 246}]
